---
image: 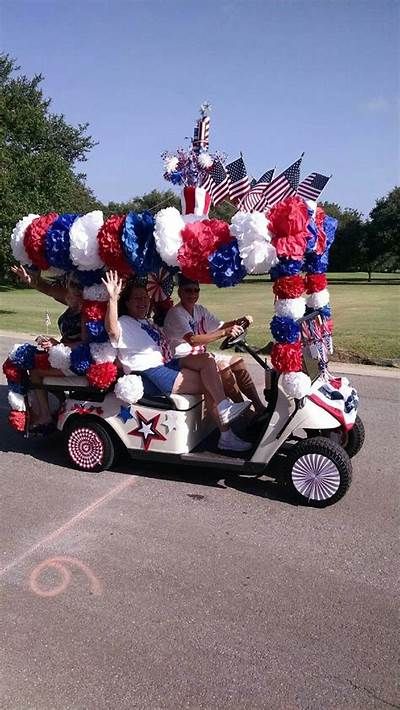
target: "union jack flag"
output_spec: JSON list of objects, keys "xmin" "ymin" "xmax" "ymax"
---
[
  {"xmin": 297, "ymin": 172, "xmax": 331, "ymax": 201},
  {"xmin": 201, "ymin": 158, "xmax": 230, "ymax": 205},
  {"xmin": 226, "ymin": 156, "xmax": 250, "ymax": 203},
  {"xmin": 254, "ymin": 155, "xmax": 303, "ymax": 211},
  {"xmin": 239, "ymin": 168, "xmax": 275, "ymax": 211}
]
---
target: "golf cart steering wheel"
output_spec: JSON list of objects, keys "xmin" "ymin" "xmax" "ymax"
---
[{"xmin": 220, "ymin": 328, "xmax": 247, "ymax": 351}]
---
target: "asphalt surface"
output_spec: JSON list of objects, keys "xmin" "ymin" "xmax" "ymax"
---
[{"xmin": 0, "ymin": 333, "xmax": 399, "ymax": 710}]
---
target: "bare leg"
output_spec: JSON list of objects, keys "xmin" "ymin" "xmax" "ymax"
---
[
  {"xmin": 217, "ymin": 363, "xmax": 244, "ymax": 403},
  {"xmin": 179, "ymin": 353, "xmax": 226, "ymax": 405},
  {"xmin": 230, "ymin": 360, "xmax": 266, "ymax": 413},
  {"xmin": 172, "ymin": 365, "xmax": 228, "ymax": 432},
  {"xmin": 29, "ymin": 367, "xmax": 64, "ymax": 426}
]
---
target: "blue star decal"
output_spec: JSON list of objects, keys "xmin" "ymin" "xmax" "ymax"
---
[{"xmin": 117, "ymin": 405, "xmax": 134, "ymax": 423}]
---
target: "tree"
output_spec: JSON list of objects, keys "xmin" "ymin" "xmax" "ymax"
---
[
  {"xmin": 366, "ymin": 187, "xmax": 400, "ymax": 277},
  {"xmin": 321, "ymin": 201, "xmax": 365, "ymax": 272},
  {"xmin": 104, "ymin": 189, "xmax": 179, "ymax": 216},
  {"xmin": 0, "ymin": 54, "xmax": 100, "ymax": 279}
]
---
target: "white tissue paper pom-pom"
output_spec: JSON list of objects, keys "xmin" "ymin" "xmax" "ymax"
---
[
  {"xmin": 69, "ymin": 210, "xmax": 104, "ymax": 271},
  {"xmin": 89, "ymin": 342, "xmax": 116, "ymax": 364},
  {"xmin": 48, "ymin": 343, "xmax": 73, "ymax": 375},
  {"xmin": 240, "ymin": 241, "xmax": 278, "ymax": 275},
  {"xmin": 306, "ymin": 289, "xmax": 330, "ymax": 309},
  {"xmin": 83, "ymin": 283, "xmax": 109, "ymax": 301},
  {"xmin": 198, "ymin": 152, "xmax": 213, "ymax": 169},
  {"xmin": 8, "ymin": 343, "xmax": 24, "ymax": 360},
  {"xmin": 154, "ymin": 207, "xmax": 185, "ymax": 267},
  {"xmin": 281, "ymin": 372, "xmax": 312, "ymax": 399},
  {"xmin": 164, "ymin": 156, "xmax": 179, "ymax": 173},
  {"xmin": 114, "ymin": 374, "xmax": 144, "ymax": 404},
  {"xmin": 11, "ymin": 214, "xmax": 39, "ymax": 265},
  {"xmin": 274, "ymin": 297, "xmax": 306, "ymax": 321},
  {"xmin": 182, "ymin": 214, "xmax": 207, "ymax": 225},
  {"xmin": 8, "ymin": 391, "xmax": 26, "ymax": 411}
]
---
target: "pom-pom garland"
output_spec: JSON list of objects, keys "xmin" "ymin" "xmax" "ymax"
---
[
  {"xmin": 70, "ymin": 210, "xmax": 105, "ymax": 271},
  {"xmin": 81, "ymin": 301, "xmax": 108, "ymax": 322},
  {"xmin": 178, "ymin": 219, "xmax": 232, "ymax": 283},
  {"xmin": 8, "ymin": 410, "xmax": 27, "ymax": 432},
  {"xmin": 304, "ymin": 274, "xmax": 327, "ymax": 294},
  {"xmin": 271, "ymin": 342, "xmax": 303, "ymax": 373},
  {"xmin": 269, "ymin": 196, "xmax": 309, "ymax": 260},
  {"xmin": 121, "ymin": 211, "xmax": 161, "ymax": 276},
  {"xmin": 270, "ymin": 259, "xmax": 303, "ymax": 280},
  {"xmin": 45, "ymin": 214, "xmax": 77, "ymax": 271},
  {"xmin": 230, "ymin": 211, "xmax": 277, "ymax": 275},
  {"xmin": 154, "ymin": 207, "xmax": 185, "ymax": 267},
  {"xmin": 208, "ymin": 239, "xmax": 247, "ymax": 288},
  {"xmin": 8, "ymin": 391, "xmax": 26, "ymax": 411},
  {"xmin": 85, "ymin": 320, "xmax": 108, "ymax": 343},
  {"xmin": 86, "ymin": 362, "xmax": 118, "ymax": 390},
  {"xmin": 97, "ymin": 214, "xmax": 132, "ymax": 275},
  {"xmin": 70, "ymin": 344, "xmax": 93, "ymax": 375},
  {"xmin": 274, "ymin": 297, "xmax": 306, "ymax": 321},
  {"xmin": 48, "ymin": 343, "xmax": 73, "ymax": 374},
  {"xmin": 273, "ymin": 275, "xmax": 305, "ymax": 300},
  {"xmin": 83, "ymin": 283, "xmax": 109, "ymax": 301},
  {"xmin": 306, "ymin": 289, "xmax": 330, "ymax": 309},
  {"xmin": 89, "ymin": 342, "xmax": 116, "ymax": 364},
  {"xmin": 11, "ymin": 214, "xmax": 39, "ymax": 265},
  {"xmin": 114, "ymin": 374, "xmax": 144, "ymax": 404},
  {"xmin": 2, "ymin": 358, "xmax": 23, "ymax": 382},
  {"xmin": 24, "ymin": 213, "xmax": 58, "ymax": 270},
  {"xmin": 270, "ymin": 316, "xmax": 301, "ymax": 344},
  {"xmin": 9, "ymin": 343, "xmax": 37, "ymax": 370}
]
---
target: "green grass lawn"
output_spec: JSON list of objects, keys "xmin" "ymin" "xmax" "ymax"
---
[{"xmin": 1, "ymin": 273, "xmax": 399, "ymax": 361}]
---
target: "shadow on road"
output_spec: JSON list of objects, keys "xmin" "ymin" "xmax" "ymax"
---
[{"xmin": 0, "ymin": 384, "xmax": 298, "ymax": 506}]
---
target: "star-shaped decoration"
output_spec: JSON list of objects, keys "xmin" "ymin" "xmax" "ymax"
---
[
  {"xmin": 200, "ymin": 100, "xmax": 212, "ymax": 116},
  {"xmin": 162, "ymin": 412, "xmax": 179, "ymax": 434},
  {"xmin": 117, "ymin": 405, "xmax": 134, "ymax": 423},
  {"xmin": 128, "ymin": 411, "xmax": 167, "ymax": 451}
]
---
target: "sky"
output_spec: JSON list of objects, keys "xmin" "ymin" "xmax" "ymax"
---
[{"xmin": 1, "ymin": 0, "xmax": 399, "ymax": 217}]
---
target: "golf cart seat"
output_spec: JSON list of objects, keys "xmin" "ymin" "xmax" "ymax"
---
[{"xmin": 42, "ymin": 375, "xmax": 204, "ymax": 411}]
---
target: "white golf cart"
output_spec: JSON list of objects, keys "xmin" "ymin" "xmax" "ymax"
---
[{"xmin": 38, "ymin": 311, "xmax": 364, "ymax": 507}]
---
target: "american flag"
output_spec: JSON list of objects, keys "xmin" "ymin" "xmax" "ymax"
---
[
  {"xmin": 254, "ymin": 155, "xmax": 303, "ymax": 211},
  {"xmin": 226, "ymin": 156, "xmax": 250, "ymax": 203},
  {"xmin": 201, "ymin": 159, "xmax": 230, "ymax": 205},
  {"xmin": 193, "ymin": 116, "xmax": 210, "ymax": 153},
  {"xmin": 297, "ymin": 172, "xmax": 331, "ymax": 201},
  {"xmin": 239, "ymin": 167, "xmax": 275, "ymax": 211}
]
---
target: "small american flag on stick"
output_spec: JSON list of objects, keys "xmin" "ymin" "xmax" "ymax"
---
[
  {"xmin": 239, "ymin": 167, "xmax": 275, "ymax": 211},
  {"xmin": 226, "ymin": 156, "xmax": 251, "ymax": 203},
  {"xmin": 44, "ymin": 311, "xmax": 51, "ymax": 335},
  {"xmin": 254, "ymin": 155, "xmax": 303, "ymax": 211},
  {"xmin": 201, "ymin": 159, "xmax": 231, "ymax": 205},
  {"xmin": 297, "ymin": 172, "xmax": 331, "ymax": 201}
]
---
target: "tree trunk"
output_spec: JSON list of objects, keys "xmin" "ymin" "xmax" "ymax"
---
[{"xmin": 367, "ymin": 266, "xmax": 372, "ymax": 282}]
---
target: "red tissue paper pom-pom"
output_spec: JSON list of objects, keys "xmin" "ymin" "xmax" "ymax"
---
[
  {"xmin": 8, "ymin": 410, "xmax": 27, "ymax": 432},
  {"xmin": 271, "ymin": 342, "xmax": 303, "ymax": 373},
  {"xmin": 305, "ymin": 273, "xmax": 327, "ymax": 294},
  {"xmin": 268, "ymin": 197, "xmax": 309, "ymax": 260},
  {"xmin": 2, "ymin": 358, "xmax": 23, "ymax": 383},
  {"xmin": 86, "ymin": 362, "xmax": 118, "ymax": 389},
  {"xmin": 273, "ymin": 275, "xmax": 305, "ymax": 299},
  {"xmin": 81, "ymin": 300, "xmax": 108, "ymax": 321},
  {"xmin": 178, "ymin": 219, "xmax": 232, "ymax": 283},
  {"xmin": 34, "ymin": 352, "xmax": 51, "ymax": 369},
  {"xmin": 315, "ymin": 206, "xmax": 327, "ymax": 255},
  {"xmin": 24, "ymin": 213, "xmax": 58, "ymax": 270},
  {"xmin": 97, "ymin": 214, "xmax": 132, "ymax": 275}
]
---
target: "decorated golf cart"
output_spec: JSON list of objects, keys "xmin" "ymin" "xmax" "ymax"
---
[{"xmin": 3, "ymin": 105, "xmax": 364, "ymax": 506}]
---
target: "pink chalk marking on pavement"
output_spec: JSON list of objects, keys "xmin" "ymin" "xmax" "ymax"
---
[
  {"xmin": 0, "ymin": 476, "xmax": 137, "ymax": 580},
  {"xmin": 29, "ymin": 556, "xmax": 102, "ymax": 597}
]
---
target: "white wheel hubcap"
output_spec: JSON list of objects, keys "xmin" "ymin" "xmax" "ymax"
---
[{"xmin": 292, "ymin": 453, "xmax": 340, "ymax": 501}]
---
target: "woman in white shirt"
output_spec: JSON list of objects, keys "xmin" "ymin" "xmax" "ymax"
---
[
  {"xmin": 163, "ymin": 274, "xmax": 266, "ymax": 416},
  {"xmin": 102, "ymin": 271, "xmax": 252, "ymax": 452}
]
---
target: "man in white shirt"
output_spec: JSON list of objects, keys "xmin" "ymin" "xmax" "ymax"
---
[{"xmin": 164, "ymin": 274, "xmax": 266, "ymax": 416}]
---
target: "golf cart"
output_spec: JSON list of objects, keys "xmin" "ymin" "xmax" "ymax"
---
[{"xmin": 39, "ymin": 310, "xmax": 364, "ymax": 507}]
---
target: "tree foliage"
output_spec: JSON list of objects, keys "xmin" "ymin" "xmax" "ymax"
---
[{"xmin": 0, "ymin": 53, "xmax": 99, "ymax": 279}]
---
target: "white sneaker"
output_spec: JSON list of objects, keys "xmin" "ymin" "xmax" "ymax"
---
[
  {"xmin": 217, "ymin": 398, "xmax": 251, "ymax": 426},
  {"xmin": 218, "ymin": 429, "xmax": 252, "ymax": 452}
]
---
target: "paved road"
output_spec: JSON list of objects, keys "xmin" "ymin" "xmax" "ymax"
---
[{"xmin": 0, "ymin": 334, "xmax": 399, "ymax": 709}]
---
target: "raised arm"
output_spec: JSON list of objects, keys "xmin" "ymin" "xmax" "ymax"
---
[
  {"xmin": 11, "ymin": 265, "xmax": 68, "ymax": 305},
  {"xmin": 102, "ymin": 271, "xmax": 123, "ymax": 342}
]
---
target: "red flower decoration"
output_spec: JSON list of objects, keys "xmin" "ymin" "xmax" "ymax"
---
[
  {"xmin": 305, "ymin": 274, "xmax": 327, "ymax": 294},
  {"xmin": 86, "ymin": 362, "xmax": 118, "ymax": 389},
  {"xmin": 81, "ymin": 300, "xmax": 108, "ymax": 321},
  {"xmin": 271, "ymin": 342, "xmax": 303, "ymax": 373},
  {"xmin": 269, "ymin": 196, "xmax": 309, "ymax": 260},
  {"xmin": 8, "ymin": 410, "xmax": 27, "ymax": 432},
  {"xmin": 315, "ymin": 206, "xmax": 327, "ymax": 255},
  {"xmin": 23, "ymin": 213, "xmax": 58, "ymax": 270},
  {"xmin": 178, "ymin": 219, "xmax": 232, "ymax": 283},
  {"xmin": 2, "ymin": 358, "xmax": 23, "ymax": 383},
  {"xmin": 34, "ymin": 352, "xmax": 51, "ymax": 370},
  {"xmin": 273, "ymin": 275, "xmax": 305, "ymax": 299},
  {"xmin": 97, "ymin": 215, "xmax": 132, "ymax": 275}
]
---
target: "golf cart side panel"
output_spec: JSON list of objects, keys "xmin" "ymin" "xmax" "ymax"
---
[{"xmin": 58, "ymin": 391, "xmax": 214, "ymax": 455}]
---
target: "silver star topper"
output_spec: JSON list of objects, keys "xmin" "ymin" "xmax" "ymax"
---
[{"xmin": 200, "ymin": 101, "xmax": 212, "ymax": 117}]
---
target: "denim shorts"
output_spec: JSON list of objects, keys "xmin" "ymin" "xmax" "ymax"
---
[{"xmin": 141, "ymin": 358, "xmax": 181, "ymax": 397}]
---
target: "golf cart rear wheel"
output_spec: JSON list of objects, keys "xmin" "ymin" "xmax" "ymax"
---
[
  {"xmin": 64, "ymin": 420, "xmax": 115, "ymax": 472},
  {"xmin": 285, "ymin": 437, "xmax": 352, "ymax": 507},
  {"xmin": 343, "ymin": 416, "xmax": 365, "ymax": 458}
]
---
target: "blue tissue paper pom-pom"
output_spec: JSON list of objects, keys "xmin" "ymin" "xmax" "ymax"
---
[
  {"xmin": 304, "ymin": 252, "xmax": 329, "ymax": 273},
  {"xmin": 208, "ymin": 239, "xmax": 247, "ymax": 288},
  {"xmin": 75, "ymin": 269, "xmax": 105, "ymax": 287},
  {"xmin": 270, "ymin": 316, "xmax": 301, "ymax": 343},
  {"xmin": 323, "ymin": 216, "xmax": 338, "ymax": 249},
  {"xmin": 70, "ymin": 343, "xmax": 93, "ymax": 375},
  {"xmin": 45, "ymin": 214, "xmax": 78, "ymax": 271},
  {"xmin": 269, "ymin": 259, "xmax": 303, "ymax": 280},
  {"xmin": 85, "ymin": 320, "xmax": 108, "ymax": 343},
  {"xmin": 10, "ymin": 343, "xmax": 37, "ymax": 370}
]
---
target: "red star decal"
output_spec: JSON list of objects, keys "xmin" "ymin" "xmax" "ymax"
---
[{"xmin": 128, "ymin": 411, "xmax": 167, "ymax": 451}]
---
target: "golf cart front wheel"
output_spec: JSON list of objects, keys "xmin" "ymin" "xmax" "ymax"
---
[
  {"xmin": 64, "ymin": 420, "xmax": 115, "ymax": 472},
  {"xmin": 285, "ymin": 437, "xmax": 352, "ymax": 507}
]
